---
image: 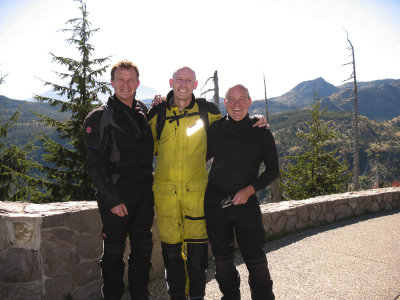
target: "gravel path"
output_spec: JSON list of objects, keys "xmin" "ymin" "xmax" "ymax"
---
[{"xmin": 127, "ymin": 209, "xmax": 400, "ymax": 299}]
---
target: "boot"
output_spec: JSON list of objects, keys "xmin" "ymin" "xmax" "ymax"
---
[
  {"xmin": 186, "ymin": 243, "xmax": 208, "ymax": 299},
  {"xmin": 100, "ymin": 242, "xmax": 126, "ymax": 300},
  {"xmin": 128, "ymin": 239, "xmax": 153, "ymax": 300},
  {"xmin": 161, "ymin": 242, "xmax": 187, "ymax": 300},
  {"xmin": 244, "ymin": 257, "xmax": 274, "ymax": 300},
  {"xmin": 214, "ymin": 255, "xmax": 240, "ymax": 300}
]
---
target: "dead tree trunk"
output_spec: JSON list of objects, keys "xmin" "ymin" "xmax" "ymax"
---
[
  {"xmin": 263, "ymin": 73, "xmax": 282, "ymax": 202},
  {"xmin": 213, "ymin": 71, "xmax": 219, "ymax": 108},
  {"xmin": 344, "ymin": 30, "xmax": 360, "ymax": 190},
  {"xmin": 200, "ymin": 70, "xmax": 220, "ymax": 110}
]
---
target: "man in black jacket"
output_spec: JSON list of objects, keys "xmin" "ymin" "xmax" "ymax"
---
[
  {"xmin": 205, "ymin": 84, "xmax": 279, "ymax": 300},
  {"xmin": 83, "ymin": 60, "xmax": 154, "ymax": 300}
]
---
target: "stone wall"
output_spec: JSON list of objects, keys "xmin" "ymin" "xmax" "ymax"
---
[{"xmin": 0, "ymin": 187, "xmax": 399, "ymax": 299}]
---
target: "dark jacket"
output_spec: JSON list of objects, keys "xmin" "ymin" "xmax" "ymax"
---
[
  {"xmin": 83, "ymin": 95, "xmax": 154, "ymax": 210},
  {"xmin": 206, "ymin": 114, "xmax": 279, "ymax": 196}
]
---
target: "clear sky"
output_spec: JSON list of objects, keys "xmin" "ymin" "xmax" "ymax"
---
[{"xmin": 1, "ymin": 0, "xmax": 399, "ymax": 101}]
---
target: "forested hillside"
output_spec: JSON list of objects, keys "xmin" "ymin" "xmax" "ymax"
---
[{"xmin": 268, "ymin": 109, "xmax": 400, "ymax": 188}]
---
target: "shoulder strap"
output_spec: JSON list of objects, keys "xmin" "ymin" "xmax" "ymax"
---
[
  {"xmin": 196, "ymin": 98, "xmax": 209, "ymax": 133},
  {"xmin": 99, "ymin": 103, "xmax": 120, "ymax": 163},
  {"xmin": 155, "ymin": 102, "xmax": 167, "ymax": 140}
]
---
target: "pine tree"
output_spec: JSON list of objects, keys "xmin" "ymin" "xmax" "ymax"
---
[
  {"xmin": 34, "ymin": 0, "xmax": 111, "ymax": 202},
  {"xmin": 0, "ymin": 108, "xmax": 48, "ymax": 201},
  {"xmin": 280, "ymin": 95, "xmax": 351, "ymax": 200}
]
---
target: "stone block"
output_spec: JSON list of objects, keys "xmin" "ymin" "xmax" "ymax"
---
[
  {"xmin": 354, "ymin": 207, "xmax": 363, "ymax": 216},
  {"xmin": 284, "ymin": 215, "xmax": 297, "ymax": 233},
  {"xmin": 66, "ymin": 209, "xmax": 101, "ymax": 234},
  {"xmin": 348, "ymin": 198, "xmax": 358, "ymax": 210},
  {"xmin": 271, "ymin": 215, "xmax": 287, "ymax": 234},
  {"xmin": 309, "ymin": 209, "xmax": 317, "ymax": 222},
  {"xmin": 297, "ymin": 206, "xmax": 309, "ymax": 222},
  {"xmin": 334, "ymin": 204, "xmax": 349, "ymax": 215},
  {"xmin": 262, "ymin": 213, "xmax": 272, "ymax": 232},
  {"xmin": 44, "ymin": 274, "xmax": 75, "ymax": 300},
  {"xmin": 368, "ymin": 201, "xmax": 380, "ymax": 213},
  {"xmin": 0, "ymin": 248, "xmax": 40, "ymax": 283},
  {"xmin": 41, "ymin": 213, "xmax": 65, "ymax": 229},
  {"xmin": 72, "ymin": 261, "xmax": 100, "ymax": 286},
  {"xmin": 41, "ymin": 229, "xmax": 80, "ymax": 277},
  {"xmin": 0, "ymin": 282, "xmax": 42, "ymax": 300},
  {"xmin": 296, "ymin": 220, "xmax": 308, "ymax": 231},
  {"xmin": 0, "ymin": 217, "xmax": 12, "ymax": 252},
  {"xmin": 71, "ymin": 279, "xmax": 102, "ymax": 300},
  {"xmin": 325, "ymin": 211, "xmax": 335, "ymax": 223},
  {"xmin": 76, "ymin": 234, "xmax": 102, "ymax": 260}
]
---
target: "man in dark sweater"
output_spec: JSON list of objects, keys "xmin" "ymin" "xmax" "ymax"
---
[{"xmin": 205, "ymin": 84, "xmax": 280, "ymax": 300}]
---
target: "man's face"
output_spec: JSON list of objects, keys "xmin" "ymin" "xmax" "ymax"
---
[
  {"xmin": 169, "ymin": 67, "xmax": 198, "ymax": 102},
  {"xmin": 224, "ymin": 85, "xmax": 251, "ymax": 121},
  {"xmin": 111, "ymin": 67, "xmax": 140, "ymax": 104}
]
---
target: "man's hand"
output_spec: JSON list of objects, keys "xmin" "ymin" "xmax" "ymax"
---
[
  {"xmin": 232, "ymin": 185, "xmax": 255, "ymax": 205},
  {"xmin": 111, "ymin": 203, "xmax": 128, "ymax": 217},
  {"xmin": 151, "ymin": 94, "xmax": 166, "ymax": 107},
  {"xmin": 252, "ymin": 115, "xmax": 270, "ymax": 128}
]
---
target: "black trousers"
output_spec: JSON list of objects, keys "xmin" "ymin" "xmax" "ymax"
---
[
  {"xmin": 205, "ymin": 187, "xmax": 274, "ymax": 300},
  {"xmin": 99, "ymin": 185, "xmax": 154, "ymax": 300},
  {"xmin": 204, "ymin": 190, "xmax": 265, "ymax": 260}
]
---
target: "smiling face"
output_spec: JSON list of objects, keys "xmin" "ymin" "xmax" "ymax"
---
[
  {"xmin": 224, "ymin": 85, "xmax": 252, "ymax": 121},
  {"xmin": 169, "ymin": 67, "xmax": 198, "ymax": 105},
  {"xmin": 111, "ymin": 67, "xmax": 140, "ymax": 106}
]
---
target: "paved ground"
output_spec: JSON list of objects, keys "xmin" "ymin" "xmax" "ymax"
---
[{"xmin": 146, "ymin": 209, "xmax": 400, "ymax": 299}]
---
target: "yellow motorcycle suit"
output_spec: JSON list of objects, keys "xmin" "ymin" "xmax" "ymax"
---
[{"xmin": 148, "ymin": 91, "xmax": 221, "ymax": 244}]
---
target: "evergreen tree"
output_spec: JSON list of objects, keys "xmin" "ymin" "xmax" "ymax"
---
[
  {"xmin": 34, "ymin": 0, "xmax": 111, "ymax": 202},
  {"xmin": 0, "ymin": 108, "xmax": 48, "ymax": 201},
  {"xmin": 280, "ymin": 96, "xmax": 351, "ymax": 200}
]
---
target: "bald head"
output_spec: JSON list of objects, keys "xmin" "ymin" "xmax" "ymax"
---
[
  {"xmin": 224, "ymin": 84, "xmax": 252, "ymax": 121},
  {"xmin": 172, "ymin": 67, "xmax": 196, "ymax": 82},
  {"xmin": 225, "ymin": 84, "xmax": 250, "ymax": 100}
]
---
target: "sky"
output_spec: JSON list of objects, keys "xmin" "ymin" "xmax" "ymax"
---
[{"xmin": 1, "ymin": 0, "xmax": 400, "ymax": 101}]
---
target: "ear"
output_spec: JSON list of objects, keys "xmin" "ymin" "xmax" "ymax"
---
[
  {"xmin": 111, "ymin": 80, "xmax": 115, "ymax": 89},
  {"xmin": 224, "ymin": 98, "xmax": 228, "ymax": 109},
  {"xmin": 249, "ymin": 97, "xmax": 252, "ymax": 105},
  {"xmin": 194, "ymin": 80, "xmax": 198, "ymax": 90},
  {"xmin": 169, "ymin": 78, "xmax": 173, "ymax": 88},
  {"xmin": 137, "ymin": 80, "xmax": 140, "ymax": 88}
]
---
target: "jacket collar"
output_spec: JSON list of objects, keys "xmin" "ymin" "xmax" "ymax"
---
[{"xmin": 166, "ymin": 90, "xmax": 196, "ymax": 110}]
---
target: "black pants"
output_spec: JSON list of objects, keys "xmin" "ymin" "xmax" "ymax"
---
[
  {"xmin": 205, "ymin": 187, "xmax": 274, "ymax": 300},
  {"xmin": 99, "ymin": 185, "xmax": 154, "ymax": 300}
]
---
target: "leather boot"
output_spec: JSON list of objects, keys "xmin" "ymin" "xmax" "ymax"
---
[
  {"xmin": 128, "ymin": 239, "xmax": 153, "ymax": 300},
  {"xmin": 161, "ymin": 242, "xmax": 187, "ymax": 300},
  {"xmin": 214, "ymin": 255, "xmax": 240, "ymax": 300},
  {"xmin": 186, "ymin": 243, "xmax": 208, "ymax": 299},
  {"xmin": 100, "ymin": 242, "xmax": 125, "ymax": 300},
  {"xmin": 244, "ymin": 257, "xmax": 274, "ymax": 300}
]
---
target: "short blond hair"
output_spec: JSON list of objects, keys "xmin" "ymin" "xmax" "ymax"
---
[{"xmin": 111, "ymin": 60, "xmax": 139, "ymax": 80}]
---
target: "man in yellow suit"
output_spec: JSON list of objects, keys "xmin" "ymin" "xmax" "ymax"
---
[{"xmin": 148, "ymin": 67, "xmax": 220, "ymax": 299}]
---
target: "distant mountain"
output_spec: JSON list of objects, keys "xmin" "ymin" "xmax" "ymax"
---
[
  {"xmin": 257, "ymin": 77, "xmax": 400, "ymax": 121},
  {"xmin": 272, "ymin": 77, "xmax": 339, "ymax": 107},
  {"xmin": 329, "ymin": 79, "xmax": 400, "ymax": 121}
]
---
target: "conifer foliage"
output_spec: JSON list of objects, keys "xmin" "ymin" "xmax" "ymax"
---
[
  {"xmin": 34, "ymin": 0, "xmax": 111, "ymax": 201},
  {"xmin": 280, "ymin": 95, "xmax": 351, "ymax": 200}
]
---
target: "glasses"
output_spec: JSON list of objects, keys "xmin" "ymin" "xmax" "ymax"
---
[{"xmin": 221, "ymin": 195, "xmax": 234, "ymax": 208}]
